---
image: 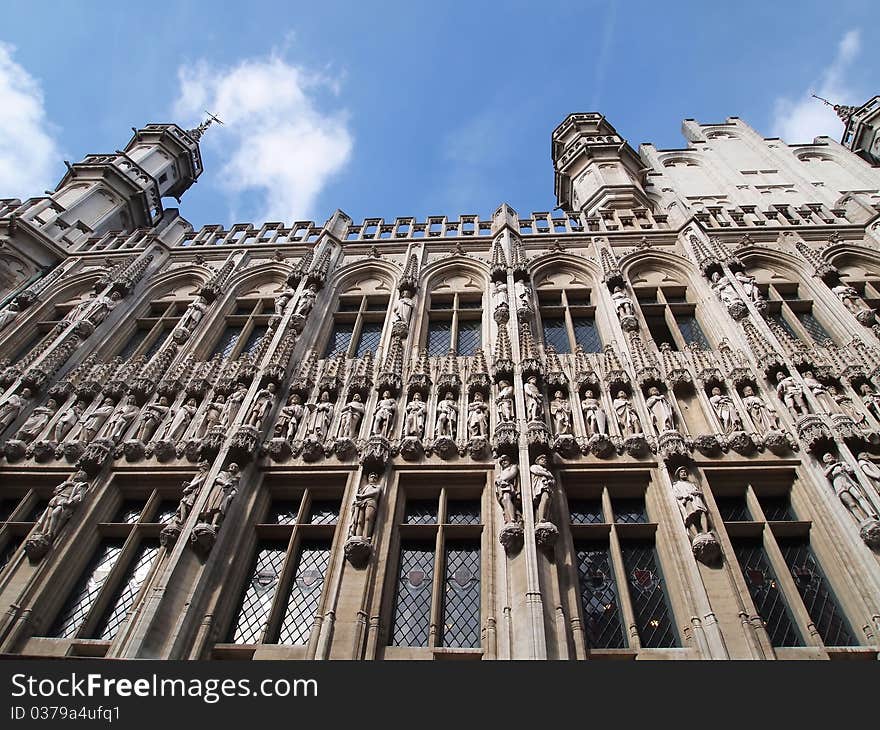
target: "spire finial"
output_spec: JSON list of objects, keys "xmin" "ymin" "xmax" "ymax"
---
[
  {"xmin": 187, "ymin": 110, "xmax": 224, "ymax": 141},
  {"xmin": 811, "ymin": 94, "xmax": 858, "ymax": 123}
]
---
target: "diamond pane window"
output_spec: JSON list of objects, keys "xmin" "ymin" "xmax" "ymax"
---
[
  {"xmin": 456, "ymin": 319, "xmax": 481, "ymax": 356},
  {"xmin": 715, "ymin": 496, "xmax": 751, "ymax": 522},
  {"xmin": 427, "ymin": 320, "xmax": 452, "ymax": 356},
  {"xmin": 118, "ymin": 328, "xmax": 148, "ymax": 359},
  {"xmin": 770, "ymin": 312, "xmax": 800, "ymax": 342},
  {"xmin": 277, "ymin": 543, "xmax": 331, "ymax": 645},
  {"xmin": 573, "ymin": 317, "xmax": 601, "ymax": 352},
  {"xmin": 733, "ymin": 539, "xmax": 801, "ymax": 647},
  {"xmin": 356, "ymin": 322, "xmax": 382, "ymax": 357},
  {"xmin": 674, "ymin": 313, "xmax": 710, "ymax": 348},
  {"xmin": 389, "ymin": 544, "xmax": 435, "ymax": 646},
  {"xmin": 446, "ymin": 501, "xmax": 481, "ymax": 525},
  {"xmin": 228, "ymin": 542, "xmax": 287, "ymax": 644},
  {"xmin": 307, "ymin": 500, "xmax": 339, "ymax": 525},
  {"xmin": 796, "ymin": 311, "xmax": 831, "ymax": 344},
  {"xmin": 267, "ymin": 500, "xmax": 301, "ymax": 525},
  {"xmin": 440, "ymin": 544, "xmax": 481, "ymax": 648},
  {"xmin": 324, "ymin": 323, "xmax": 354, "ymax": 357},
  {"xmin": 95, "ymin": 541, "xmax": 160, "ymax": 640},
  {"xmin": 759, "ymin": 496, "xmax": 793, "ymax": 521},
  {"xmin": 52, "ymin": 541, "xmax": 124, "ymax": 639},
  {"xmin": 114, "ymin": 500, "xmax": 147, "ymax": 524},
  {"xmin": 621, "ymin": 541, "xmax": 677, "ymax": 648},
  {"xmin": 141, "ymin": 334, "xmax": 165, "ymax": 363},
  {"xmin": 569, "ymin": 499, "xmax": 605, "ymax": 524},
  {"xmin": 613, "ymin": 498, "xmax": 648, "ymax": 524},
  {"xmin": 542, "ymin": 317, "xmax": 569, "ymax": 353},
  {"xmin": 404, "ymin": 500, "xmax": 437, "ymax": 525},
  {"xmin": 778, "ymin": 538, "xmax": 856, "ymax": 646},
  {"xmin": 575, "ymin": 543, "xmax": 625, "ymax": 648},
  {"xmin": 213, "ymin": 325, "xmax": 243, "ymax": 358},
  {"xmin": 242, "ymin": 325, "xmax": 268, "ymax": 355},
  {"xmin": 153, "ymin": 501, "xmax": 179, "ymax": 524}
]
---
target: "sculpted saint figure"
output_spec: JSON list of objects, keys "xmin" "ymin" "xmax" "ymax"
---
[
  {"xmin": 338, "ymin": 392, "xmax": 365, "ymax": 440},
  {"xmin": 514, "ymin": 279, "xmax": 532, "ymax": 310},
  {"xmin": 734, "ymin": 270, "xmax": 762, "ymax": 303},
  {"xmin": 828, "ymin": 385, "xmax": 864, "ymax": 425},
  {"xmin": 0, "ymin": 301, "xmax": 21, "ymax": 331},
  {"xmin": 220, "ymin": 385, "xmax": 248, "ymax": 429},
  {"xmin": 349, "ymin": 472, "xmax": 382, "ymax": 539},
  {"xmin": 467, "ymin": 392, "xmax": 489, "ymax": 438},
  {"xmin": 711, "ymin": 272, "xmax": 739, "ymax": 307},
  {"xmin": 276, "ymin": 393, "xmax": 305, "ymax": 441},
  {"xmin": 496, "ymin": 380, "xmax": 514, "ymax": 423},
  {"xmin": 17, "ymin": 398, "xmax": 58, "ymax": 442},
  {"xmin": 101, "ymin": 395, "xmax": 140, "ymax": 443},
  {"xmin": 293, "ymin": 284, "xmax": 317, "ymax": 317},
  {"xmin": 741, "ymin": 385, "xmax": 779, "ymax": 432},
  {"xmin": 493, "ymin": 281, "xmax": 509, "ymax": 310},
  {"xmin": 581, "ymin": 389, "xmax": 608, "ymax": 437},
  {"xmin": 611, "ymin": 286, "xmax": 635, "ymax": 319},
  {"xmin": 550, "ymin": 391, "xmax": 572, "ymax": 435},
  {"xmin": 136, "ymin": 396, "xmax": 171, "ymax": 442},
  {"xmin": 494, "ymin": 455, "xmax": 520, "ymax": 525},
  {"xmin": 306, "ymin": 391, "xmax": 334, "ymax": 441},
  {"xmin": 709, "ymin": 387, "xmax": 742, "ymax": 433},
  {"xmin": 435, "ymin": 392, "xmax": 458, "ymax": 438},
  {"xmin": 857, "ymin": 452, "xmax": 880, "ymax": 494},
  {"xmin": 80, "ymin": 397, "xmax": 116, "ymax": 442},
  {"xmin": 372, "ymin": 390, "xmax": 397, "ymax": 439},
  {"xmin": 169, "ymin": 461, "xmax": 210, "ymax": 529},
  {"xmin": 775, "ymin": 371, "xmax": 808, "ymax": 418},
  {"xmin": 273, "ymin": 286, "xmax": 297, "ymax": 316},
  {"xmin": 613, "ymin": 390, "xmax": 641, "ymax": 437},
  {"xmin": 822, "ymin": 453, "xmax": 878, "ymax": 523},
  {"xmin": 246, "ymin": 383, "xmax": 276, "ymax": 428},
  {"xmin": 88, "ymin": 291, "xmax": 120, "ymax": 325},
  {"xmin": 392, "ymin": 289, "xmax": 414, "ymax": 326},
  {"xmin": 860, "ymin": 383, "xmax": 880, "ymax": 423},
  {"xmin": 645, "ymin": 386, "xmax": 675, "ymax": 432},
  {"xmin": 524, "ymin": 376, "xmax": 543, "ymax": 422},
  {"xmin": 0, "ymin": 388, "xmax": 31, "ymax": 433},
  {"xmin": 196, "ymin": 395, "xmax": 225, "ymax": 438},
  {"xmin": 671, "ymin": 466, "xmax": 710, "ymax": 535},
  {"xmin": 200, "ymin": 463, "xmax": 240, "ymax": 528},
  {"xmin": 802, "ymin": 371, "xmax": 834, "ymax": 413},
  {"xmin": 179, "ymin": 296, "xmax": 208, "ymax": 331},
  {"xmin": 34, "ymin": 471, "xmax": 90, "ymax": 541},
  {"xmin": 54, "ymin": 400, "xmax": 85, "ymax": 442},
  {"xmin": 159, "ymin": 397, "xmax": 198, "ymax": 442},
  {"xmin": 831, "ymin": 283, "xmax": 865, "ymax": 316},
  {"xmin": 404, "ymin": 392, "xmax": 427, "ymax": 439},
  {"xmin": 530, "ymin": 453, "xmax": 556, "ymax": 524}
]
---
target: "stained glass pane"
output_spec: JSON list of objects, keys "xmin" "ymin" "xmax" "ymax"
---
[
  {"xmin": 404, "ymin": 500, "xmax": 437, "ymax": 525},
  {"xmin": 569, "ymin": 498, "xmax": 605, "ymax": 524},
  {"xmin": 542, "ymin": 317, "xmax": 570, "ymax": 354},
  {"xmin": 228, "ymin": 542, "xmax": 287, "ymax": 644},
  {"xmin": 440, "ymin": 544, "xmax": 480, "ymax": 648},
  {"xmin": 456, "ymin": 319, "xmax": 482, "ymax": 356},
  {"xmin": 114, "ymin": 500, "xmax": 146, "ymax": 524},
  {"xmin": 621, "ymin": 541, "xmax": 677, "ymax": 648},
  {"xmin": 447, "ymin": 501, "xmax": 481, "ymax": 525},
  {"xmin": 243, "ymin": 325, "xmax": 268, "ymax": 355},
  {"xmin": 356, "ymin": 322, "xmax": 382, "ymax": 357},
  {"xmin": 573, "ymin": 317, "xmax": 601, "ymax": 352},
  {"xmin": 733, "ymin": 539, "xmax": 801, "ymax": 647},
  {"xmin": 613, "ymin": 498, "xmax": 647, "ymax": 524},
  {"xmin": 427, "ymin": 320, "xmax": 452, "ymax": 356},
  {"xmin": 277, "ymin": 543, "xmax": 331, "ymax": 645},
  {"xmin": 389, "ymin": 543, "xmax": 434, "ymax": 646},
  {"xmin": 306, "ymin": 500, "xmax": 339, "ymax": 525},
  {"xmin": 575, "ymin": 543, "xmax": 625, "ymax": 648},
  {"xmin": 95, "ymin": 541, "xmax": 160, "ymax": 640},
  {"xmin": 213, "ymin": 325, "xmax": 243, "ymax": 358},
  {"xmin": 796, "ymin": 311, "xmax": 832, "ymax": 344},
  {"xmin": 715, "ymin": 496, "xmax": 751, "ymax": 522},
  {"xmin": 324, "ymin": 323, "xmax": 354, "ymax": 357},
  {"xmin": 758, "ymin": 495, "xmax": 794, "ymax": 521},
  {"xmin": 777, "ymin": 538, "xmax": 856, "ymax": 647},
  {"xmin": 51, "ymin": 541, "xmax": 124, "ymax": 639},
  {"xmin": 267, "ymin": 500, "xmax": 301, "ymax": 525},
  {"xmin": 674, "ymin": 313, "xmax": 710, "ymax": 348}
]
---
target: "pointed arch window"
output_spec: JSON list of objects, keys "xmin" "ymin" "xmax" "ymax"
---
[{"xmin": 425, "ymin": 292, "xmax": 483, "ymax": 356}]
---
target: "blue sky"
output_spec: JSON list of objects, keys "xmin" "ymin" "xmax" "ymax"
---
[{"xmin": 0, "ymin": 1, "xmax": 876, "ymax": 229}]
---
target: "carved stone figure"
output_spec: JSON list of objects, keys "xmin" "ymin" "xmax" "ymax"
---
[
  {"xmin": 159, "ymin": 397, "xmax": 198, "ymax": 442},
  {"xmin": 467, "ymin": 392, "xmax": 489, "ymax": 438},
  {"xmin": 734, "ymin": 270, "xmax": 762, "ymax": 303},
  {"xmin": 524, "ymin": 376, "xmax": 543, "ymax": 422},
  {"xmin": 494, "ymin": 455, "xmax": 520, "ymax": 525},
  {"xmin": 831, "ymin": 283, "xmax": 867, "ymax": 318},
  {"xmin": 822, "ymin": 453, "xmax": 878, "ymax": 523},
  {"xmin": 165, "ymin": 461, "xmax": 210, "ymax": 534},
  {"xmin": 611, "ymin": 286, "xmax": 635, "ymax": 319},
  {"xmin": 828, "ymin": 385, "xmax": 864, "ymax": 425},
  {"xmin": 199, "ymin": 462, "xmax": 240, "ymax": 528},
  {"xmin": 496, "ymin": 380, "xmax": 514, "ymax": 423},
  {"xmin": 273, "ymin": 286, "xmax": 297, "ymax": 316},
  {"xmin": 61, "ymin": 294, "xmax": 94, "ymax": 323},
  {"xmin": 349, "ymin": 472, "xmax": 382, "ymax": 539},
  {"xmin": 530, "ymin": 453, "xmax": 555, "ymax": 525},
  {"xmin": 709, "ymin": 387, "xmax": 742, "ymax": 433},
  {"xmin": 179, "ymin": 296, "xmax": 208, "ymax": 331},
  {"xmin": 80, "ymin": 397, "xmax": 116, "ymax": 442},
  {"xmin": 293, "ymin": 284, "xmax": 318, "ymax": 317},
  {"xmin": 711, "ymin": 271, "xmax": 739, "ymax": 307},
  {"xmin": 89, "ymin": 291, "xmax": 120, "ymax": 325},
  {"xmin": 645, "ymin": 386, "xmax": 675, "ymax": 432},
  {"xmin": 581, "ymin": 389, "xmax": 608, "ymax": 437},
  {"xmin": 857, "ymin": 452, "xmax": 880, "ymax": 494},
  {"xmin": 221, "ymin": 385, "xmax": 248, "ymax": 428},
  {"xmin": 246, "ymin": 383, "xmax": 276, "ymax": 428},
  {"xmin": 802, "ymin": 371, "xmax": 834, "ymax": 413},
  {"xmin": 549, "ymin": 391, "xmax": 572, "ymax": 435},
  {"xmin": 775, "ymin": 371, "xmax": 808, "ymax": 418},
  {"xmin": 196, "ymin": 395, "xmax": 225, "ymax": 438},
  {"xmin": 514, "ymin": 279, "xmax": 532, "ymax": 311},
  {"xmin": 404, "ymin": 392, "xmax": 427, "ymax": 439},
  {"xmin": 338, "ymin": 393, "xmax": 365, "ymax": 440},
  {"xmin": 613, "ymin": 390, "xmax": 641, "ymax": 437},
  {"xmin": 101, "ymin": 395, "xmax": 140, "ymax": 443},
  {"xmin": 16, "ymin": 398, "xmax": 58, "ymax": 442},
  {"xmin": 671, "ymin": 466, "xmax": 709, "ymax": 535},
  {"xmin": 372, "ymin": 390, "xmax": 397, "ymax": 439},
  {"xmin": 860, "ymin": 383, "xmax": 880, "ymax": 422},
  {"xmin": 741, "ymin": 385, "xmax": 780, "ymax": 432},
  {"xmin": 54, "ymin": 400, "xmax": 85, "ymax": 442},
  {"xmin": 306, "ymin": 391, "xmax": 334, "ymax": 441},
  {"xmin": 277, "ymin": 393, "xmax": 305, "ymax": 441},
  {"xmin": 31, "ymin": 471, "xmax": 90, "ymax": 545},
  {"xmin": 435, "ymin": 392, "xmax": 458, "ymax": 437},
  {"xmin": 136, "ymin": 396, "xmax": 171, "ymax": 441},
  {"xmin": 493, "ymin": 281, "xmax": 509, "ymax": 309},
  {"xmin": 392, "ymin": 289, "xmax": 414, "ymax": 326},
  {"xmin": 0, "ymin": 388, "xmax": 31, "ymax": 433},
  {"xmin": 0, "ymin": 301, "xmax": 21, "ymax": 331}
]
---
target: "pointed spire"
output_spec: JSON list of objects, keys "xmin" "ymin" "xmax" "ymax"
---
[
  {"xmin": 492, "ymin": 323, "xmax": 513, "ymax": 378},
  {"xmin": 628, "ymin": 332, "xmax": 660, "ymax": 386},
  {"xmin": 186, "ymin": 111, "xmax": 224, "ymax": 142},
  {"xmin": 812, "ymin": 94, "xmax": 858, "ymax": 123},
  {"xmin": 573, "ymin": 344, "xmax": 599, "ymax": 393},
  {"xmin": 545, "ymin": 345, "xmax": 567, "ymax": 389},
  {"xmin": 519, "ymin": 321, "xmax": 543, "ymax": 376},
  {"xmin": 490, "ymin": 235, "xmax": 509, "ymax": 281},
  {"xmin": 407, "ymin": 348, "xmax": 433, "ymax": 396},
  {"xmin": 511, "ymin": 235, "xmax": 528, "ymax": 277},
  {"xmin": 318, "ymin": 349, "xmax": 346, "ymax": 397},
  {"xmin": 400, "ymin": 253, "xmax": 420, "ymax": 293},
  {"xmin": 437, "ymin": 348, "xmax": 462, "ymax": 394},
  {"xmin": 602, "ymin": 342, "xmax": 630, "ymax": 393},
  {"xmin": 288, "ymin": 247, "xmax": 314, "ymax": 287}
]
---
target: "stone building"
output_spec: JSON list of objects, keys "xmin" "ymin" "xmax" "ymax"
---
[{"xmin": 0, "ymin": 99, "xmax": 880, "ymax": 661}]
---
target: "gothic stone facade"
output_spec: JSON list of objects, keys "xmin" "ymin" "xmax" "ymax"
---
[{"xmin": 1, "ymin": 104, "xmax": 880, "ymax": 661}]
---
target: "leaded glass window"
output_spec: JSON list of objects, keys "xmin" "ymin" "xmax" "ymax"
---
[
  {"xmin": 213, "ymin": 325, "xmax": 243, "ymax": 358},
  {"xmin": 154, "ymin": 501, "xmax": 179, "ymax": 524},
  {"xmin": 242, "ymin": 325, "xmax": 268, "ymax": 356},
  {"xmin": 770, "ymin": 312, "xmax": 799, "ymax": 341},
  {"xmin": 538, "ymin": 288, "xmax": 600, "ymax": 353},
  {"xmin": 52, "ymin": 542, "xmax": 124, "ymax": 639},
  {"xmin": 228, "ymin": 542, "xmax": 287, "ymax": 644},
  {"xmin": 795, "ymin": 311, "xmax": 831, "ymax": 343},
  {"xmin": 759, "ymin": 495, "xmax": 793, "ymax": 521},
  {"xmin": 733, "ymin": 539, "xmax": 801, "ymax": 647},
  {"xmin": 542, "ymin": 317, "xmax": 569, "ymax": 354},
  {"xmin": 307, "ymin": 500, "xmax": 339, "ymax": 525},
  {"xmin": 0, "ymin": 538, "xmax": 22, "ymax": 571},
  {"xmin": 715, "ymin": 496, "xmax": 750, "ymax": 522},
  {"xmin": 569, "ymin": 498, "xmax": 605, "ymax": 524},
  {"xmin": 118, "ymin": 328, "xmax": 149, "ymax": 359},
  {"xmin": 456, "ymin": 319, "xmax": 481, "ymax": 356},
  {"xmin": 446, "ymin": 501, "xmax": 481, "ymax": 525},
  {"xmin": 114, "ymin": 500, "xmax": 146, "ymax": 524},
  {"xmin": 674, "ymin": 313, "xmax": 709, "ymax": 348},
  {"xmin": 426, "ymin": 291, "xmax": 484, "ymax": 359},
  {"xmin": 95, "ymin": 541, "xmax": 161, "ymax": 640},
  {"xmin": 325, "ymin": 322, "xmax": 354, "ymax": 357},
  {"xmin": 427, "ymin": 320, "xmax": 451, "ymax": 356},
  {"xmin": 267, "ymin": 500, "xmax": 301, "ymax": 525},
  {"xmin": 404, "ymin": 500, "xmax": 437, "ymax": 525},
  {"xmin": 356, "ymin": 322, "xmax": 382, "ymax": 357},
  {"xmin": 613, "ymin": 498, "xmax": 647, "ymax": 524},
  {"xmin": 621, "ymin": 541, "xmax": 677, "ymax": 648},
  {"xmin": 573, "ymin": 316, "xmax": 601, "ymax": 352},
  {"xmin": 277, "ymin": 543, "xmax": 331, "ymax": 645},
  {"xmin": 440, "ymin": 544, "xmax": 481, "ymax": 648},
  {"xmin": 390, "ymin": 544, "xmax": 435, "ymax": 647},
  {"xmin": 325, "ymin": 295, "xmax": 389, "ymax": 359},
  {"xmin": 575, "ymin": 543, "xmax": 625, "ymax": 649}
]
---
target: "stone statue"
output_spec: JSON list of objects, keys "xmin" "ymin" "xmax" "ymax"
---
[
  {"xmin": 88, "ymin": 291, "xmax": 120, "ymax": 325},
  {"xmin": 857, "ymin": 452, "xmax": 880, "ymax": 495},
  {"xmin": 514, "ymin": 279, "xmax": 532, "ymax": 310},
  {"xmin": 199, "ymin": 462, "xmax": 240, "ymax": 528},
  {"xmin": 860, "ymin": 383, "xmax": 880, "ymax": 422},
  {"xmin": 530, "ymin": 453, "xmax": 555, "ymax": 524},
  {"xmin": 32, "ymin": 471, "xmax": 90, "ymax": 543},
  {"xmin": 494, "ymin": 454, "xmax": 520, "ymax": 525},
  {"xmin": 524, "ymin": 376, "xmax": 543, "ymax": 422},
  {"xmin": 549, "ymin": 390, "xmax": 572, "ymax": 435},
  {"xmin": 101, "ymin": 394, "xmax": 139, "ymax": 443},
  {"xmin": 293, "ymin": 284, "xmax": 318, "ymax": 317},
  {"xmin": 349, "ymin": 472, "xmax": 382, "ymax": 539},
  {"xmin": 306, "ymin": 391, "xmax": 334, "ymax": 441},
  {"xmin": 435, "ymin": 392, "xmax": 458, "ymax": 437},
  {"xmin": 775, "ymin": 371, "xmax": 808, "ymax": 418},
  {"xmin": 828, "ymin": 385, "xmax": 865, "ymax": 425},
  {"xmin": 709, "ymin": 386, "xmax": 742, "ymax": 433},
  {"xmin": 277, "ymin": 393, "xmax": 305, "ymax": 441},
  {"xmin": 168, "ymin": 460, "xmax": 210, "ymax": 530},
  {"xmin": 613, "ymin": 390, "xmax": 641, "ymax": 437},
  {"xmin": 372, "ymin": 390, "xmax": 397, "ymax": 439},
  {"xmin": 496, "ymin": 380, "xmax": 514, "ymax": 423},
  {"xmin": 179, "ymin": 296, "xmax": 208, "ymax": 331},
  {"xmin": 467, "ymin": 392, "xmax": 489, "ymax": 438},
  {"xmin": 802, "ymin": 371, "xmax": 834, "ymax": 413},
  {"xmin": 493, "ymin": 281, "xmax": 509, "ymax": 309},
  {"xmin": 338, "ymin": 392, "xmax": 365, "ymax": 440},
  {"xmin": 196, "ymin": 395, "xmax": 225, "ymax": 438},
  {"xmin": 734, "ymin": 270, "xmax": 762, "ymax": 303},
  {"xmin": 611, "ymin": 286, "xmax": 635, "ymax": 319},
  {"xmin": 581, "ymin": 389, "xmax": 607, "ymax": 437},
  {"xmin": 741, "ymin": 385, "xmax": 779, "ymax": 432},
  {"xmin": 392, "ymin": 289, "xmax": 414, "ymax": 326},
  {"xmin": 136, "ymin": 396, "xmax": 171, "ymax": 442},
  {"xmin": 671, "ymin": 466, "xmax": 710, "ymax": 535},
  {"xmin": 158, "ymin": 397, "xmax": 198, "ymax": 442},
  {"xmin": 246, "ymin": 383, "xmax": 276, "ymax": 428},
  {"xmin": 645, "ymin": 386, "xmax": 675, "ymax": 432},
  {"xmin": 16, "ymin": 398, "xmax": 58, "ymax": 443},
  {"xmin": 273, "ymin": 286, "xmax": 297, "ymax": 316},
  {"xmin": 404, "ymin": 392, "xmax": 427, "ymax": 439},
  {"xmin": 0, "ymin": 388, "xmax": 31, "ymax": 433},
  {"xmin": 80, "ymin": 397, "xmax": 116, "ymax": 442},
  {"xmin": 822, "ymin": 453, "xmax": 878, "ymax": 523},
  {"xmin": 831, "ymin": 283, "xmax": 865, "ymax": 316},
  {"xmin": 61, "ymin": 294, "xmax": 94, "ymax": 323},
  {"xmin": 220, "ymin": 385, "xmax": 248, "ymax": 428},
  {"xmin": 54, "ymin": 400, "xmax": 85, "ymax": 442},
  {"xmin": 0, "ymin": 301, "xmax": 21, "ymax": 331},
  {"xmin": 710, "ymin": 271, "xmax": 739, "ymax": 307}
]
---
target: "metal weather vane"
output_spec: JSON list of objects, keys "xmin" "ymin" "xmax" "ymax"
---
[{"xmin": 187, "ymin": 110, "xmax": 225, "ymax": 141}]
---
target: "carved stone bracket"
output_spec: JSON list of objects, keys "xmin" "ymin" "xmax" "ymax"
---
[
  {"xmin": 492, "ymin": 423, "xmax": 519, "ymax": 456},
  {"xmin": 796, "ymin": 415, "xmax": 833, "ymax": 454},
  {"xmin": 360, "ymin": 435, "xmax": 391, "ymax": 467}
]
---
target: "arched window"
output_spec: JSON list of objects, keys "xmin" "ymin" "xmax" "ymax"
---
[
  {"xmin": 422, "ymin": 273, "xmax": 484, "ymax": 357},
  {"xmin": 537, "ymin": 284, "xmax": 601, "ymax": 353},
  {"xmin": 747, "ymin": 265, "xmax": 834, "ymax": 345},
  {"xmin": 630, "ymin": 274, "xmax": 709, "ymax": 350}
]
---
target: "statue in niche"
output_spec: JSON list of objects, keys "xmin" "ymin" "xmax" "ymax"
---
[
  {"xmin": 467, "ymin": 392, "xmax": 489, "ymax": 438},
  {"xmin": 549, "ymin": 390, "xmax": 572, "ymax": 435},
  {"xmin": 645, "ymin": 386, "xmax": 675, "ymax": 432},
  {"xmin": 802, "ymin": 371, "xmax": 835, "ymax": 413},
  {"xmin": 0, "ymin": 388, "xmax": 31, "ymax": 433},
  {"xmin": 178, "ymin": 296, "xmax": 208, "ymax": 331},
  {"xmin": 293, "ymin": 284, "xmax": 318, "ymax": 318},
  {"xmin": 349, "ymin": 471, "xmax": 382, "ymax": 540},
  {"xmin": 494, "ymin": 454, "xmax": 520, "ymax": 525},
  {"xmin": 136, "ymin": 396, "xmax": 171, "ymax": 442},
  {"xmin": 165, "ymin": 460, "xmax": 210, "ymax": 535},
  {"xmin": 88, "ymin": 290, "xmax": 121, "ymax": 325},
  {"xmin": 277, "ymin": 393, "xmax": 305, "ymax": 441},
  {"xmin": 273, "ymin": 286, "xmax": 298, "ymax": 316},
  {"xmin": 671, "ymin": 466, "xmax": 710, "ymax": 536},
  {"xmin": 709, "ymin": 386, "xmax": 742, "ymax": 433},
  {"xmin": 857, "ymin": 452, "xmax": 880, "ymax": 494},
  {"xmin": 371, "ymin": 390, "xmax": 397, "ymax": 439},
  {"xmin": 581, "ymin": 389, "xmax": 608, "ymax": 437},
  {"xmin": 775, "ymin": 371, "xmax": 808, "ymax": 418},
  {"xmin": 391, "ymin": 289, "xmax": 414, "ymax": 327},
  {"xmin": 101, "ymin": 394, "xmax": 139, "ymax": 443},
  {"xmin": 831, "ymin": 283, "xmax": 867, "ymax": 317},
  {"xmin": 496, "ymin": 380, "xmax": 515, "ymax": 423},
  {"xmin": 54, "ymin": 400, "xmax": 85, "ymax": 442},
  {"xmin": 338, "ymin": 392, "xmax": 365, "ymax": 440},
  {"xmin": 306, "ymin": 391, "xmax": 334, "ymax": 441},
  {"xmin": 32, "ymin": 471, "xmax": 89, "ymax": 540},
  {"xmin": 196, "ymin": 394, "xmax": 226, "ymax": 438},
  {"xmin": 80, "ymin": 397, "xmax": 116, "ymax": 442},
  {"xmin": 530, "ymin": 453, "xmax": 556, "ymax": 525},
  {"xmin": 0, "ymin": 301, "xmax": 21, "ymax": 332},
  {"xmin": 524, "ymin": 376, "xmax": 543, "ymax": 422},
  {"xmin": 246, "ymin": 382, "xmax": 276, "ymax": 428},
  {"xmin": 734, "ymin": 270, "xmax": 763, "ymax": 303},
  {"xmin": 710, "ymin": 271, "xmax": 739, "ymax": 307},
  {"xmin": 613, "ymin": 390, "xmax": 641, "ymax": 437},
  {"xmin": 61, "ymin": 294, "xmax": 95, "ymax": 323},
  {"xmin": 158, "ymin": 397, "xmax": 198, "ymax": 442},
  {"xmin": 611, "ymin": 286, "xmax": 635, "ymax": 319},
  {"xmin": 514, "ymin": 279, "xmax": 532, "ymax": 310},
  {"xmin": 404, "ymin": 392, "xmax": 427, "ymax": 439},
  {"xmin": 16, "ymin": 398, "xmax": 58, "ymax": 443},
  {"xmin": 859, "ymin": 383, "xmax": 880, "ymax": 422},
  {"xmin": 828, "ymin": 385, "xmax": 865, "ymax": 425},
  {"xmin": 221, "ymin": 384, "xmax": 248, "ymax": 428},
  {"xmin": 822, "ymin": 452, "xmax": 878, "ymax": 523},
  {"xmin": 741, "ymin": 385, "xmax": 780, "ymax": 432},
  {"xmin": 198, "ymin": 462, "xmax": 240, "ymax": 528},
  {"xmin": 435, "ymin": 391, "xmax": 458, "ymax": 437},
  {"xmin": 493, "ymin": 281, "xmax": 509, "ymax": 310}
]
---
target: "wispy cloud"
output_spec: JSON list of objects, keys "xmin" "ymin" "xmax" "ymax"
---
[
  {"xmin": 172, "ymin": 53, "xmax": 353, "ymax": 223},
  {"xmin": 0, "ymin": 43, "xmax": 61, "ymax": 198},
  {"xmin": 771, "ymin": 29, "xmax": 862, "ymax": 143}
]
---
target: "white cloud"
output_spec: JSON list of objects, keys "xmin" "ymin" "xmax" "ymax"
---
[
  {"xmin": 0, "ymin": 43, "xmax": 61, "ymax": 198},
  {"xmin": 771, "ymin": 29, "xmax": 862, "ymax": 143},
  {"xmin": 172, "ymin": 54, "xmax": 353, "ymax": 223}
]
